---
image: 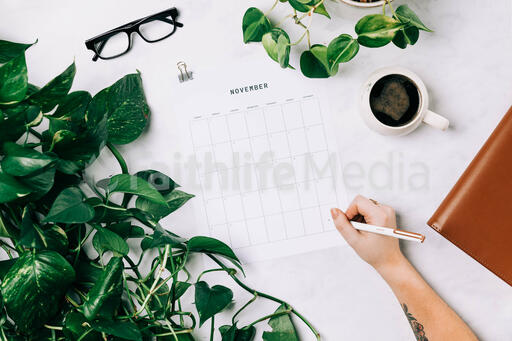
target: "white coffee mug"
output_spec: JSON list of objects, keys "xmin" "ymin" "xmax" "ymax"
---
[{"xmin": 359, "ymin": 66, "xmax": 449, "ymax": 136}]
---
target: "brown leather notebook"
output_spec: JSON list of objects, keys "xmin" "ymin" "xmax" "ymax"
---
[{"xmin": 428, "ymin": 106, "xmax": 512, "ymax": 286}]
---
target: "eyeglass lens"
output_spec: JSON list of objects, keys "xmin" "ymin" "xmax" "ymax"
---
[{"xmin": 95, "ymin": 16, "xmax": 176, "ymax": 58}]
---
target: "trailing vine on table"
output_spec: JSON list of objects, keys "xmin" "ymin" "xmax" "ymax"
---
[
  {"xmin": 0, "ymin": 39, "xmax": 319, "ymax": 340},
  {"xmin": 242, "ymin": 0, "xmax": 432, "ymax": 78}
]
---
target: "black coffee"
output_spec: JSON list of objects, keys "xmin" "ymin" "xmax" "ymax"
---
[{"xmin": 369, "ymin": 74, "xmax": 420, "ymax": 127}]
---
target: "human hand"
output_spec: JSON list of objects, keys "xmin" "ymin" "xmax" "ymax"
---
[{"xmin": 331, "ymin": 195, "xmax": 404, "ymax": 272}]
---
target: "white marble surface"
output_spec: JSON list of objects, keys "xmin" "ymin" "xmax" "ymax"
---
[{"xmin": 2, "ymin": 0, "xmax": 512, "ymax": 340}]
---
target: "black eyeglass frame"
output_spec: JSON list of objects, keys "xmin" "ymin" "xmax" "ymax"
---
[{"xmin": 85, "ymin": 7, "xmax": 183, "ymax": 61}]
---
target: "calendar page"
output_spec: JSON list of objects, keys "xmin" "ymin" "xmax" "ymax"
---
[{"xmin": 171, "ymin": 61, "xmax": 348, "ymax": 262}]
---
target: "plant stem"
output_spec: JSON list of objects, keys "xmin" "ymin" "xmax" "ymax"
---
[
  {"xmin": 134, "ymin": 245, "xmax": 170, "ymax": 316},
  {"xmin": 208, "ymin": 255, "xmax": 321, "ymax": 340},
  {"xmin": 196, "ymin": 267, "xmax": 235, "ymax": 282},
  {"xmin": 232, "ymin": 294, "xmax": 258, "ymax": 324},
  {"xmin": 386, "ymin": 0, "xmax": 396, "ymax": 16},
  {"xmin": 247, "ymin": 309, "xmax": 291, "ymax": 328},
  {"xmin": 265, "ymin": 0, "xmax": 279, "ymax": 16},
  {"xmin": 107, "ymin": 143, "xmax": 128, "ymax": 174},
  {"xmin": 107, "ymin": 142, "xmax": 132, "ymax": 207},
  {"xmin": 29, "ymin": 128, "xmax": 42, "ymax": 139},
  {"xmin": 209, "ymin": 316, "xmax": 215, "ymax": 341}
]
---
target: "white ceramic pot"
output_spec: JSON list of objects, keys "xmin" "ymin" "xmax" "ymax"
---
[
  {"xmin": 359, "ymin": 66, "xmax": 449, "ymax": 136},
  {"xmin": 339, "ymin": 0, "xmax": 393, "ymax": 8}
]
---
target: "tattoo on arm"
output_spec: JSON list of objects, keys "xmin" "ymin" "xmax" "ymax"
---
[{"xmin": 402, "ymin": 303, "xmax": 429, "ymax": 341}]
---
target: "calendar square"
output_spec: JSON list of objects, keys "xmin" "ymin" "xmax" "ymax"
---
[{"xmin": 209, "ymin": 116, "xmax": 230, "ymax": 143}]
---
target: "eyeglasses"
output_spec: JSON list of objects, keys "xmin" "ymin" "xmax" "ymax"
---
[{"xmin": 85, "ymin": 8, "xmax": 183, "ymax": 61}]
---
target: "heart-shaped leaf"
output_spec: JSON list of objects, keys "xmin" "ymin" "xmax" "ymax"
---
[
  {"xmin": 0, "ymin": 170, "xmax": 31, "ymax": 203},
  {"xmin": 262, "ymin": 28, "xmax": 291, "ymax": 69},
  {"xmin": 262, "ymin": 304, "xmax": 298, "ymax": 341},
  {"xmin": 29, "ymin": 62, "xmax": 76, "ymax": 113},
  {"xmin": 0, "ymin": 103, "xmax": 41, "ymax": 146},
  {"xmin": 93, "ymin": 227, "xmax": 129, "ymax": 257},
  {"xmin": 0, "ymin": 39, "xmax": 34, "ymax": 63},
  {"xmin": 195, "ymin": 281, "xmax": 233, "ymax": 326},
  {"xmin": 1, "ymin": 251, "xmax": 75, "ymax": 332},
  {"xmin": 394, "ymin": 5, "xmax": 432, "ymax": 32},
  {"xmin": 0, "ymin": 53, "xmax": 28, "ymax": 104},
  {"xmin": 135, "ymin": 169, "xmax": 178, "ymax": 195},
  {"xmin": 136, "ymin": 189, "xmax": 194, "ymax": 220},
  {"xmin": 288, "ymin": 0, "xmax": 330, "ymax": 18},
  {"xmin": 355, "ymin": 14, "xmax": 403, "ymax": 48},
  {"xmin": 107, "ymin": 174, "xmax": 167, "ymax": 206},
  {"xmin": 49, "ymin": 91, "xmax": 92, "ymax": 135},
  {"xmin": 90, "ymin": 319, "xmax": 142, "ymax": 340},
  {"xmin": 392, "ymin": 25, "xmax": 419, "ymax": 49},
  {"xmin": 19, "ymin": 207, "xmax": 68, "ymax": 253},
  {"xmin": 220, "ymin": 324, "xmax": 256, "ymax": 341},
  {"xmin": 64, "ymin": 312, "xmax": 100, "ymax": 341},
  {"xmin": 242, "ymin": 8, "xmax": 272, "ymax": 43},
  {"xmin": 43, "ymin": 187, "xmax": 95, "ymax": 223},
  {"xmin": 188, "ymin": 236, "xmax": 242, "ymax": 271},
  {"xmin": 300, "ymin": 44, "xmax": 339, "ymax": 79},
  {"xmin": 87, "ymin": 73, "xmax": 150, "ymax": 145},
  {"xmin": 82, "ymin": 257, "xmax": 124, "ymax": 321},
  {"xmin": 141, "ymin": 225, "xmax": 186, "ymax": 250},
  {"xmin": 107, "ymin": 222, "xmax": 145, "ymax": 239},
  {"xmin": 1, "ymin": 142, "xmax": 56, "ymax": 176},
  {"xmin": 327, "ymin": 34, "xmax": 359, "ymax": 70}
]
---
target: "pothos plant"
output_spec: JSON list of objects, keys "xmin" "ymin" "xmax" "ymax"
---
[
  {"xmin": 242, "ymin": 0, "xmax": 432, "ymax": 78},
  {"xmin": 0, "ymin": 40, "xmax": 319, "ymax": 340}
]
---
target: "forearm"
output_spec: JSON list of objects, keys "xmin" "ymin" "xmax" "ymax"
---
[{"xmin": 376, "ymin": 255, "xmax": 478, "ymax": 341}]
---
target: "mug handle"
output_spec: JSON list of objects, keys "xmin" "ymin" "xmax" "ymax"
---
[{"xmin": 422, "ymin": 110, "xmax": 449, "ymax": 131}]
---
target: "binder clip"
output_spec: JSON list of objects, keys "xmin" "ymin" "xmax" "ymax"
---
[{"xmin": 177, "ymin": 61, "xmax": 193, "ymax": 82}]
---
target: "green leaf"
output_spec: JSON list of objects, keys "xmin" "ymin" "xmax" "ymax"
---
[
  {"xmin": 43, "ymin": 187, "xmax": 95, "ymax": 223},
  {"xmin": 49, "ymin": 91, "xmax": 92, "ymax": 135},
  {"xmin": 288, "ymin": 0, "xmax": 310, "ymax": 12},
  {"xmin": 313, "ymin": 3, "xmax": 330, "ymax": 18},
  {"xmin": 141, "ymin": 225, "xmax": 186, "ymax": 250},
  {"xmin": 0, "ymin": 39, "xmax": 34, "ymax": 63},
  {"xmin": 107, "ymin": 174, "xmax": 167, "ymax": 205},
  {"xmin": 17, "ymin": 165, "xmax": 56, "ymax": 199},
  {"xmin": 135, "ymin": 169, "xmax": 178, "ymax": 195},
  {"xmin": 355, "ymin": 14, "xmax": 403, "ymax": 48},
  {"xmin": 82, "ymin": 257, "xmax": 124, "ymax": 321},
  {"xmin": 326, "ymin": 34, "xmax": 359, "ymax": 70},
  {"xmin": 1, "ymin": 251, "xmax": 75, "ymax": 332},
  {"xmin": 90, "ymin": 319, "xmax": 142, "ymax": 340},
  {"xmin": 107, "ymin": 222, "xmax": 145, "ymax": 239},
  {"xmin": 242, "ymin": 7, "xmax": 272, "ymax": 43},
  {"xmin": 1, "ymin": 142, "xmax": 56, "ymax": 176},
  {"xmin": 188, "ymin": 236, "xmax": 242, "ymax": 272},
  {"xmin": 136, "ymin": 189, "xmax": 194, "ymax": 220},
  {"xmin": 300, "ymin": 44, "xmax": 339, "ymax": 79},
  {"xmin": 93, "ymin": 227, "xmax": 129, "ymax": 257},
  {"xmin": 63, "ymin": 312, "xmax": 99, "ymax": 341},
  {"xmin": 88, "ymin": 73, "xmax": 150, "ymax": 145},
  {"xmin": 0, "ymin": 53, "xmax": 28, "ymax": 104},
  {"xmin": 394, "ymin": 5, "xmax": 432, "ymax": 32},
  {"xmin": 220, "ymin": 324, "xmax": 256, "ymax": 341},
  {"xmin": 392, "ymin": 25, "xmax": 419, "ymax": 49},
  {"xmin": 0, "ymin": 103, "xmax": 41, "ymax": 145},
  {"xmin": 18, "ymin": 207, "xmax": 68, "ymax": 253},
  {"xmin": 0, "ymin": 258, "xmax": 16, "ymax": 280},
  {"xmin": 194, "ymin": 281, "xmax": 233, "ymax": 326},
  {"xmin": 171, "ymin": 281, "xmax": 192, "ymax": 303},
  {"xmin": 262, "ymin": 28, "xmax": 291, "ymax": 69},
  {"xmin": 29, "ymin": 62, "xmax": 76, "ymax": 113},
  {"xmin": 0, "ymin": 170, "xmax": 31, "ymax": 203},
  {"xmin": 262, "ymin": 304, "xmax": 298, "ymax": 341}
]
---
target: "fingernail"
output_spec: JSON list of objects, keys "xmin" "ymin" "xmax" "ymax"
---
[{"xmin": 330, "ymin": 208, "xmax": 340, "ymax": 219}]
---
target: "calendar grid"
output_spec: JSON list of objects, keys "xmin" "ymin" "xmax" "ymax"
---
[{"xmin": 190, "ymin": 95, "xmax": 342, "ymax": 250}]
